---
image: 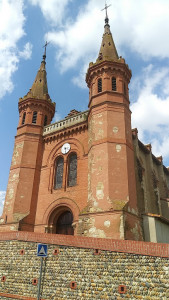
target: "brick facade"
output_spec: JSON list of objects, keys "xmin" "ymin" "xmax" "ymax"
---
[{"xmin": 0, "ymin": 15, "xmax": 169, "ymax": 243}]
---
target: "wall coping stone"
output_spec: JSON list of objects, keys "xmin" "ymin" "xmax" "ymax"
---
[
  {"xmin": 43, "ymin": 110, "xmax": 88, "ymax": 135},
  {"xmin": 0, "ymin": 292, "xmax": 46, "ymax": 300},
  {"xmin": 0, "ymin": 231, "xmax": 168, "ymax": 258}
]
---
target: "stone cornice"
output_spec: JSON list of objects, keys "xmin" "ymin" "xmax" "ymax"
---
[
  {"xmin": 86, "ymin": 60, "xmax": 132, "ymax": 87},
  {"xmin": 18, "ymin": 97, "xmax": 55, "ymax": 114}
]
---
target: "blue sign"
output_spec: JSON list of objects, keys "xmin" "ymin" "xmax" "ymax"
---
[{"xmin": 37, "ymin": 244, "xmax": 48, "ymax": 257}]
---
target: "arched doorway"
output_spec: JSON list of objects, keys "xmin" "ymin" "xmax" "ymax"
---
[
  {"xmin": 47, "ymin": 206, "xmax": 74, "ymax": 235},
  {"xmin": 56, "ymin": 211, "xmax": 74, "ymax": 235}
]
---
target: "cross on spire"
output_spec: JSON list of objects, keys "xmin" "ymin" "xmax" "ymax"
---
[
  {"xmin": 101, "ymin": 1, "xmax": 111, "ymax": 24},
  {"xmin": 43, "ymin": 41, "xmax": 50, "ymax": 61}
]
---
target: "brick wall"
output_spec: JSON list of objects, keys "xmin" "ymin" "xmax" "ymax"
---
[{"xmin": 0, "ymin": 232, "xmax": 168, "ymax": 299}]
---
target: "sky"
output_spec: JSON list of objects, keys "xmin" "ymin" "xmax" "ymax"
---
[{"xmin": 1, "ymin": 0, "xmax": 169, "ymax": 215}]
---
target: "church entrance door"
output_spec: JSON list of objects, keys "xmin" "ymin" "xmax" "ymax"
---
[{"xmin": 56, "ymin": 211, "xmax": 74, "ymax": 235}]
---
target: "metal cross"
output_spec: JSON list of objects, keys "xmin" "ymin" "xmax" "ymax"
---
[
  {"xmin": 43, "ymin": 41, "xmax": 50, "ymax": 60},
  {"xmin": 101, "ymin": 1, "xmax": 111, "ymax": 21}
]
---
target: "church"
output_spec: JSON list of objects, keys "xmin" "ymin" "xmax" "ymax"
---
[{"xmin": 0, "ymin": 11, "xmax": 169, "ymax": 243}]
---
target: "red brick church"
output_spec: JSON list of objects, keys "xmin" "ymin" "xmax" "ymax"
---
[{"xmin": 1, "ymin": 12, "xmax": 169, "ymax": 243}]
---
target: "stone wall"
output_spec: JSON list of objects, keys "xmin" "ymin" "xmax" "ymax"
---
[{"xmin": 0, "ymin": 232, "xmax": 168, "ymax": 300}]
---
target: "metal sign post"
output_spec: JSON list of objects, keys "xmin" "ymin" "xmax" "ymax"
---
[
  {"xmin": 37, "ymin": 244, "xmax": 48, "ymax": 300},
  {"xmin": 37, "ymin": 257, "xmax": 43, "ymax": 300}
]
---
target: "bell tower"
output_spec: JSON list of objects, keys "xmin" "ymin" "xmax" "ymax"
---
[
  {"xmin": 0, "ymin": 49, "xmax": 55, "ymax": 232},
  {"xmin": 83, "ymin": 8, "xmax": 143, "ymax": 240}
]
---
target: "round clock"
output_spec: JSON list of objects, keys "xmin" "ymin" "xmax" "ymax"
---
[{"xmin": 61, "ymin": 143, "xmax": 71, "ymax": 154}]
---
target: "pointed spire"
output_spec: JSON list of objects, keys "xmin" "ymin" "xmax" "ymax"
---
[
  {"xmin": 20, "ymin": 43, "xmax": 52, "ymax": 102},
  {"xmin": 30, "ymin": 57, "xmax": 48, "ymax": 99},
  {"xmin": 96, "ymin": 3, "xmax": 118, "ymax": 63}
]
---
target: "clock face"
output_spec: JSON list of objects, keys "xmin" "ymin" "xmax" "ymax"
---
[{"xmin": 61, "ymin": 143, "xmax": 71, "ymax": 154}]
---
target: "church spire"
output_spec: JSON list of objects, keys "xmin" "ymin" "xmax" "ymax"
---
[
  {"xmin": 20, "ymin": 42, "xmax": 52, "ymax": 102},
  {"xmin": 96, "ymin": 2, "xmax": 118, "ymax": 63}
]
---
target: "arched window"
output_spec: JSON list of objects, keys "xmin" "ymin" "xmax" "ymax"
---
[
  {"xmin": 32, "ymin": 111, "xmax": 37, "ymax": 124},
  {"xmin": 112, "ymin": 77, "xmax": 116, "ymax": 91},
  {"xmin": 68, "ymin": 153, "xmax": 77, "ymax": 187},
  {"xmin": 98, "ymin": 78, "xmax": 102, "ymax": 93},
  {"xmin": 54, "ymin": 157, "xmax": 64, "ymax": 189},
  {"xmin": 56, "ymin": 211, "xmax": 74, "ymax": 235},
  {"xmin": 22, "ymin": 112, "xmax": 26, "ymax": 125},
  {"xmin": 44, "ymin": 115, "xmax": 48, "ymax": 126}
]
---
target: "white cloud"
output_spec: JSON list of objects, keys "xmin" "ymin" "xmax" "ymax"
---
[
  {"xmin": 54, "ymin": 112, "xmax": 62, "ymax": 122},
  {"xmin": 46, "ymin": 0, "xmax": 103, "ymax": 74},
  {"xmin": 0, "ymin": 0, "xmax": 31, "ymax": 100},
  {"xmin": 131, "ymin": 65, "xmax": 169, "ymax": 163},
  {"xmin": 19, "ymin": 42, "xmax": 33, "ymax": 59},
  {"xmin": 31, "ymin": 0, "xmax": 169, "ymax": 92},
  {"xmin": 28, "ymin": 0, "xmax": 71, "ymax": 26},
  {"xmin": 111, "ymin": 0, "xmax": 169, "ymax": 59},
  {"xmin": 0, "ymin": 191, "xmax": 5, "ymax": 216},
  {"xmin": 0, "ymin": 0, "xmax": 25, "ymax": 49},
  {"xmin": 27, "ymin": 0, "xmax": 169, "ymax": 163},
  {"xmin": 0, "ymin": 50, "xmax": 19, "ymax": 98},
  {"xmin": 72, "ymin": 62, "xmax": 89, "ymax": 89}
]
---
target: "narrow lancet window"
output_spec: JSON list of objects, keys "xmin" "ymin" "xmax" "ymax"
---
[
  {"xmin": 124, "ymin": 82, "xmax": 127, "ymax": 95},
  {"xmin": 98, "ymin": 78, "xmax": 102, "ymax": 93},
  {"xmin": 68, "ymin": 153, "xmax": 77, "ymax": 187},
  {"xmin": 44, "ymin": 115, "xmax": 48, "ymax": 126},
  {"xmin": 32, "ymin": 111, "xmax": 37, "ymax": 124},
  {"xmin": 112, "ymin": 77, "xmax": 116, "ymax": 91},
  {"xmin": 54, "ymin": 157, "xmax": 64, "ymax": 189},
  {"xmin": 22, "ymin": 112, "xmax": 26, "ymax": 125}
]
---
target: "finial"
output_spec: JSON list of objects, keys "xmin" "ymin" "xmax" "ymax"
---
[
  {"xmin": 43, "ymin": 41, "xmax": 50, "ymax": 61},
  {"xmin": 101, "ymin": 1, "xmax": 111, "ymax": 25}
]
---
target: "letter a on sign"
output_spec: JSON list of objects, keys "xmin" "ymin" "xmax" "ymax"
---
[{"xmin": 37, "ymin": 244, "xmax": 48, "ymax": 257}]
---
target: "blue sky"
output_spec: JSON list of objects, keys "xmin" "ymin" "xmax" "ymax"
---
[{"xmin": 1, "ymin": 0, "xmax": 169, "ymax": 214}]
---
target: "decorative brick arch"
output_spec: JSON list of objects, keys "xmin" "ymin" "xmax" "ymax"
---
[
  {"xmin": 47, "ymin": 138, "xmax": 87, "ymax": 192},
  {"xmin": 47, "ymin": 138, "xmax": 86, "ymax": 167},
  {"xmin": 43, "ymin": 198, "xmax": 80, "ymax": 235}
]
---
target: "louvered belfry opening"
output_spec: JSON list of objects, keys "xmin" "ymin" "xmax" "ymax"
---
[
  {"xmin": 44, "ymin": 115, "xmax": 48, "ymax": 126},
  {"xmin": 56, "ymin": 211, "xmax": 74, "ymax": 235},
  {"xmin": 112, "ymin": 77, "xmax": 116, "ymax": 91},
  {"xmin": 32, "ymin": 111, "xmax": 37, "ymax": 124},
  {"xmin": 98, "ymin": 78, "xmax": 102, "ymax": 93},
  {"xmin": 22, "ymin": 112, "xmax": 26, "ymax": 125}
]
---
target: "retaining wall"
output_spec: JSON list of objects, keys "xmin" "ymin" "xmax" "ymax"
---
[{"xmin": 0, "ymin": 232, "xmax": 168, "ymax": 299}]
